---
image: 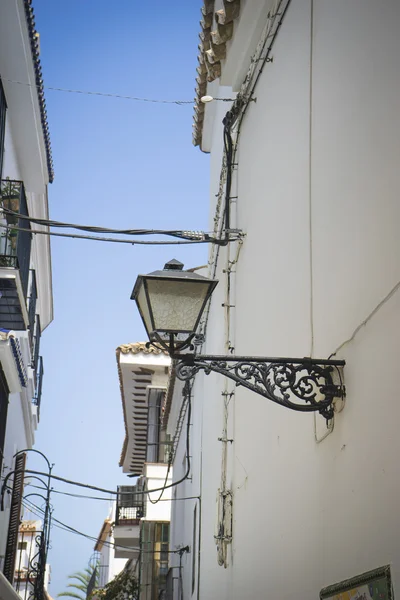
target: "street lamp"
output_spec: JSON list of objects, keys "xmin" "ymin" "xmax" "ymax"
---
[
  {"xmin": 131, "ymin": 259, "xmax": 218, "ymax": 353},
  {"xmin": 131, "ymin": 260, "xmax": 345, "ymax": 421}
]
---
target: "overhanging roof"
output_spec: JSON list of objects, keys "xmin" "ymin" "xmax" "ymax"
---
[
  {"xmin": 116, "ymin": 343, "xmax": 171, "ymax": 476},
  {"xmin": 192, "ymin": 0, "xmax": 241, "ymax": 149},
  {"xmin": 23, "ymin": 0, "xmax": 54, "ymax": 182},
  {"xmin": 94, "ymin": 519, "xmax": 112, "ymax": 552}
]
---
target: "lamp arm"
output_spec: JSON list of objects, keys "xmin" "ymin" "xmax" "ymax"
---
[{"xmin": 174, "ymin": 354, "xmax": 345, "ymax": 422}]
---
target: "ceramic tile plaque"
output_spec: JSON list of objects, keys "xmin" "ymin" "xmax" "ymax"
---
[{"xmin": 320, "ymin": 566, "xmax": 393, "ymax": 600}]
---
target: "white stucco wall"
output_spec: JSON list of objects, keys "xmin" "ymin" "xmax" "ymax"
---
[
  {"xmin": 0, "ymin": 0, "xmax": 54, "ymax": 567},
  {"xmin": 2, "ymin": 115, "xmax": 53, "ymax": 331},
  {"xmin": 2, "ymin": 118, "xmax": 22, "ymax": 181},
  {"xmin": 169, "ymin": 1, "xmax": 400, "ymax": 599},
  {"xmin": 0, "ymin": 0, "xmax": 53, "ymax": 329},
  {"xmin": 143, "ymin": 463, "xmax": 172, "ymax": 522},
  {"xmin": 98, "ymin": 536, "xmax": 127, "ymax": 588}
]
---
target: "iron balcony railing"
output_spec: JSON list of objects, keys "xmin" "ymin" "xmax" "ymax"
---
[
  {"xmin": 115, "ymin": 485, "xmax": 144, "ymax": 525},
  {"xmin": 32, "ymin": 356, "xmax": 43, "ymax": 422},
  {"xmin": 0, "ymin": 179, "xmax": 32, "ymax": 298},
  {"xmin": 32, "ymin": 314, "xmax": 41, "ymax": 377},
  {"xmin": 14, "ymin": 527, "xmax": 47, "ymax": 600}
]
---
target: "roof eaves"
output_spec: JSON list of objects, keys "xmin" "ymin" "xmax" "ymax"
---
[
  {"xmin": 116, "ymin": 342, "xmax": 169, "ymax": 470},
  {"xmin": 94, "ymin": 519, "xmax": 112, "ymax": 552},
  {"xmin": 192, "ymin": 0, "xmax": 241, "ymax": 149},
  {"xmin": 118, "ymin": 342, "xmax": 169, "ymax": 356},
  {"xmin": 23, "ymin": 0, "xmax": 54, "ymax": 183},
  {"xmin": 116, "ymin": 346, "xmax": 129, "ymax": 468}
]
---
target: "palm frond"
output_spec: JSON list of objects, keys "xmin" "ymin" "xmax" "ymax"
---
[
  {"xmin": 57, "ymin": 565, "xmax": 98, "ymax": 600},
  {"xmin": 66, "ymin": 583, "xmax": 88, "ymax": 592},
  {"xmin": 68, "ymin": 574, "xmax": 91, "ymax": 586},
  {"xmin": 57, "ymin": 593, "xmax": 85, "ymax": 600}
]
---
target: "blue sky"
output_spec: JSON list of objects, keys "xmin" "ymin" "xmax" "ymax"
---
[{"xmin": 28, "ymin": 0, "xmax": 209, "ymax": 594}]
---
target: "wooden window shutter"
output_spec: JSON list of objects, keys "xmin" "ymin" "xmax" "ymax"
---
[{"xmin": 3, "ymin": 452, "xmax": 26, "ymax": 582}]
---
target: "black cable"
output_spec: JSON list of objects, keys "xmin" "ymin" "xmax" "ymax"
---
[
  {"xmin": 231, "ymin": 0, "xmax": 292, "ymax": 151},
  {"xmin": 26, "ymin": 482, "xmax": 199, "ymax": 503},
  {"xmin": 2, "ymin": 78, "xmax": 195, "ymax": 105},
  {"xmin": 130, "ymin": 382, "xmax": 192, "ymax": 500},
  {"xmin": 222, "ymin": 122, "xmax": 234, "ymax": 235},
  {"xmin": 22, "ymin": 497, "xmax": 185, "ymax": 556},
  {"xmin": 217, "ymin": 0, "xmax": 291, "ymax": 246},
  {"xmin": 0, "ymin": 224, "xmax": 221, "ymax": 246},
  {"xmin": 21, "ymin": 497, "xmax": 140, "ymax": 552},
  {"xmin": 1, "ymin": 445, "xmax": 192, "ymax": 504},
  {"xmin": 179, "ymin": 550, "xmax": 185, "ymax": 600},
  {"xmin": 2, "ymin": 390, "xmax": 193, "ymax": 512},
  {"xmin": 0, "ymin": 207, "xmax": 223, "ymax": 242},
  {"xmin": 147, "ymin": 460, "xmax": 172, "ymax": 505},
  {"xmin": 25, "ymin": 483, "xmax": 114, "ymax": 501}
]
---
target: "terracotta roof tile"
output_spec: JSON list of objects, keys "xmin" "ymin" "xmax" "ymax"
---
[
  {"xmin": 118, "ymin": 342, "xmax": 169, "ymax": 356},
  {"xmin": 192, "ymin": 0, "xmax": 241, "ymax": 149},
  {"xmin": 23, "ymin": 0, "xmax": 54, "ymax": 182}
]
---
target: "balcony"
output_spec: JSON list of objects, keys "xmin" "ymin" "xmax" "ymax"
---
[
  {"xmin": 0, "ymin": 180, "xmax": 32, "ymax": 330},
  {"xmin": 113, "ymin": 485, "xmax": 144, "ymax": 559},
  {"xmin": 31, "ymin": 313, "xmax": 41, "ymax": 380},
  {"xmin": 32, "ymin": 356, "xmax": 43, "ymax": 422},
  {"xmin": 28, "ymin": 270, "xmax": 38, "ymax": 349}
]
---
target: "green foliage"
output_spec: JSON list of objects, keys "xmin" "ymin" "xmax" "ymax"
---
[
  {"xmin": 1, "ymin": 178, "xmax": 20, "ymax": 198},
  {"xmin": 58, "ymin": 566, "xmax": 98, "ymax": 600},
  {"xmin": 93, "ymin": 568, "xmax": 139, "ymax": 600}
]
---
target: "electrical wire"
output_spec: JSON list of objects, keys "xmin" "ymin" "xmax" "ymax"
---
[
  {"xmin": 0, "ymin": 224, "xmax": 221, "ymax": 246},
  {"xmin": 21, "ymin": 497, "xmax": 141, "ymax": 552},
  {"xmin": 22, "ymin": 497, "xmax": 186, "ymax": 555},
  {"xmin": 147, "ymin": 382, "xmax": 193, "ymax": 504},
  {"xmin": 2, "ymin": 78, "xmax": 195, "ymax": 105},
  {"xmin": 0, "ymin": 207, "xmax": 217, "ymax": 241},
  {"xmin": 24, "ymin": 483, "xmax": 114, "ymax": 501},
  {"xmin": 24, "ymin": 482, "xmax": 198, "ymax": 503},
  {"xmin": 132, "ymin": 382, "xmax": 192, "ymax": 506},
  {"xmin": 2, "ymin": 78, "xmax": 235, "ymax": 106},
  {"xmin": 2, "ymin": 449, "xmax": 193, "ymax": 502},
  {"xmin": 2, "ymin": 390, "xmax": 193, "ymax": 543},
  {"xmin": 147, "ymin": 460, "xmax": 172, "ymax": 505}
]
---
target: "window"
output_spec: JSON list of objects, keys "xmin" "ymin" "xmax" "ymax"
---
[
  {"xmin": 0, "ymin": 78, "xmax": 6, "ymax": 179},
  {"xmin": 146, "ymin": 389, "xmax": 163, "ymax": 463},
  {"xmin": 17, "ymin": 542, "xmax": 27, "ymax": 550}
]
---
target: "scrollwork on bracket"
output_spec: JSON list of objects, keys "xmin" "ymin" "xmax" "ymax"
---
[{"xmin": 175, "ymin": 356, "xmax": 345, "ymax": 421}]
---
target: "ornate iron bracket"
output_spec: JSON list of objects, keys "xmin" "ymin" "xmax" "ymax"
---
[{"xmin": 173, "ymin": 354, "xmax": 345, "ymax": 421}]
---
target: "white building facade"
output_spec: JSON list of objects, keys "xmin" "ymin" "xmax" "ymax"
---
[
  {"xmin": 115, "ymin": 344, "xmax": 172, "ymax": 600},
  {"xmin": 164, "ymin": 1, "xmax": 400, "ymax": 599},
  {"xmin": 94, "ymin": 511, "xmax": 127, "ymax": 590},
  {"xmin": 13, "ymin": 520, "xmax": 51, "ymax": 600},
  {"xmin": 0, "ymin": 0, "xmax": 53, "ymax": 596}
]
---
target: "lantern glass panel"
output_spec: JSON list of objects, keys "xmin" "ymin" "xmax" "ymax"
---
[
  {"xmin": 136, "ymin": 280, "xmax": 153, "ymax": 335},
  {"xmin": 146, "ymin": 278, "xmax": 210, "ymax": 333}
]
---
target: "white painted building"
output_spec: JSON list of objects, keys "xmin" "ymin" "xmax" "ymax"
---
[
  {"xmin": 0, "ymin": 0, "xmax": 53, "ymax": 596},
  {"xmin": 94, "ymin": 508, "xmax": 128, "ymax": 590},
  {"xmin": 164, "ymin": 1, "xmax": 400, "ymax": 599},
  {"xmin": 13, "ymin": 520, "xmax": 51, "ymax": 600},
  {"xmin": 115, "ymin": 344, "xmax": 172, "ymax": 600}
]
